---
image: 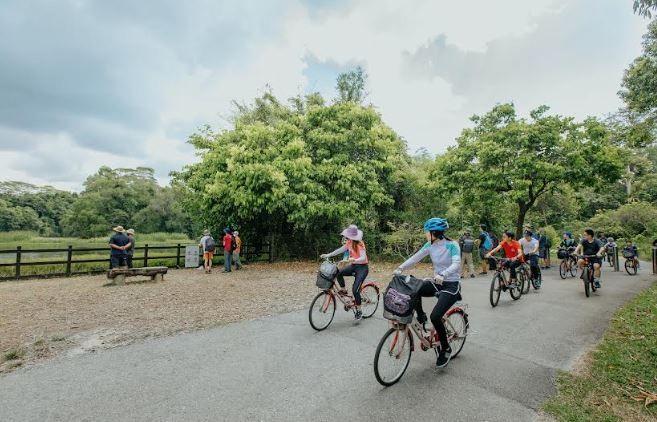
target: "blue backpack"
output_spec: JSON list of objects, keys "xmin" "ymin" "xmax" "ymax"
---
[{"xmin": 482, "ymin": 232, "xmax": 493, "ymax": 250}]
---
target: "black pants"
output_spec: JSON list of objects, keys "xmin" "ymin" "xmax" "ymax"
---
[
  {"xmin": 415, "ymin": 281, "xmax": 461, "ymax": 351},
  {"xmin": 524, "ymin": 254, "xmax": 539, "ymax": 279},
  {"xmin": 336, "ymin": 264, "xmax": 369, "ymax": 305},
  {"xmin": 126, "ymin": 254, "xmax": 134, "ymax": 269},
  {"xmin": 110, "ymin": 254, "xmax": 127, "ymax": 269},
  {"xmin": 507, "ymin": 260, "xmax": 521, "ymax": 280}
]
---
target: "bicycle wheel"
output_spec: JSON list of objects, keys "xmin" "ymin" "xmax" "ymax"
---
[
  {"xmin": 489, "ymin": 273, "xmax": 501, "ymax": 307},
  {"xmin": 533, "ymin": 267, "xmax": 542, "ymax": 289},
  {"xmin": 583, "ymin": 268, "xmax": 590, "ymax": 297},
  {"xmin": 569, "ymin": 258, "xmax": 578, "ymax": 277},
  {"xmin": 625, "ymin": 260, "xmax": 637, "ymax": 276},
  {"xmin": 360, "ymin": 284, "xmax": 380, "ymax": 318},
  {"xmin": 374, "ymin": 327, "xmax": 412, "ymax": 386},
  {"xmin": 445, "ymin": 309, "xmax": 468, "ymax": 359},
  {"xmin": 509, "ymin": 279, "xmax": 522, "ymax": 300},
  {"xmin": 520, "ymin": 268, "xmax": 530, "ymax": 294},
  {"xmin": 308, "ymin": 291, "xmax": 336, "ymax": 331},
  {"xmin": 559, "ymin": 260, "xmax": 567, "ymax": 279}
]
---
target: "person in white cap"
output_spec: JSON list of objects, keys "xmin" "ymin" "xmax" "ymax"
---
[
  {"xmin": 126, "ymin": 229, "xmax": 136, "ymax": 268},
  {"xmin": 320, "ymin": 224, "xmax": 369, "ymax": 320}
]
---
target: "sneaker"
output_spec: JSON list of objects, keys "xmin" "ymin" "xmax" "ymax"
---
[
  {"xmin": 436, "ymin": 346, "xmax": 452, "ymax": 368},
  {"xmin": 594, "ymin": 279, "xmax": 601, "ymax": 289},
  {"xmin": 470, "ymin": 274, "xmax": 476, "ymax": 278},
  {"xmin": 508, "ymin": 281, "xmax": 519, "ymax": 290},
  {"xmin": 355, "ymin": 310, "xmax": 363, "ymax": 320},
  {"xmin": 478, "ymin": 272, "xmax": 487, "ymax": 275},
  {"xmin": 460, "ymin": 275, "xmax": 464, "ymax": 279}
]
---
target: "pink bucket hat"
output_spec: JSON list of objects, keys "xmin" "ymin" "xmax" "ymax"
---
[{"xmin": 341, "ymin": 224, "xmax": 363, "ymax": 241}]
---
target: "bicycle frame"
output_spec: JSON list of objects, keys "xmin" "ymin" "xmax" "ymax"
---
[
  {"xmin": 388, "ymin": 305, "xmax": 468, "ymax": 353},
  {"xmin": 319, "ymin": 279, "xmax": 379, "ymax": 312}
]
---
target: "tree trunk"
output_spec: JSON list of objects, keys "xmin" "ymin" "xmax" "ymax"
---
[{"xmin": 515, "ymin": 202, "xmax": 530, "ymax": 239}]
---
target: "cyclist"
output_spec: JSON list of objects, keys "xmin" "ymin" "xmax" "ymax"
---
[
  {"xmin": 623, "ymin": 240, "xmax": 640, "ymax": 268},
  {"xmin": 393, "ymin": 217, "xmax": 461, "ymax": 368},
  {"xmin": 486, "ymin": 231, "xmax": 523, "ymax": 288},
  {"xmin": 520, "ymin": 230, "xmax": 540, "ymax": 288},
  {"xmin": 574, "ymin": 228, "xmax": 605, "ymax": 288},
  {"xmin": 320, "ymin": 225, "xmax": 369, "ymax": 320},
  {"xmin": 560, "ymin": 232, "xmax": 577, "ymax": 249}
]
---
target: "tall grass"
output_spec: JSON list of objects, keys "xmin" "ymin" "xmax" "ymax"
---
[{"xmin": 0, "ymin": 231, "xmax": 195, "ymax": 250}]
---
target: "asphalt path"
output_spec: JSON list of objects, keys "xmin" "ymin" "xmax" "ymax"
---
[{"xmin": 0, "ymin": 263, "xmax": 654, "ymax": 421}]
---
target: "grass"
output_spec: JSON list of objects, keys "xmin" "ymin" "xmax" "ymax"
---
[
  {"xmin": 0, "ymin": 231, "xmax": 194, "ymax": 250},
  {"xmin": 3, "ymin": 347, "xmax": 26, "ymax": 362},
  {"xmin": 543, "ymin": 283, "xmax": 657, "ymax": 421}
]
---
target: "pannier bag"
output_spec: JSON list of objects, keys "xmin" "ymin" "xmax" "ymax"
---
[
  {"xmin": 316, "ymin": 260, "xmax": 339, "ymax": 289},
  {"xmin": 557, "ymin": 248, "xmax": 569, "ymax": 259},
  {"xmin": 383, "ymin": 275, "xmax": 425, "ymax": 323}
]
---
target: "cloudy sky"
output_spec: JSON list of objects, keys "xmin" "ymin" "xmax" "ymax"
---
[{"xmin": 0, "ymin": 0, "xmax": 649, "ymax": 191}]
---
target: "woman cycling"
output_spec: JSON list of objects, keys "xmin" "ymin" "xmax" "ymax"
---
[
  {"xmin": 486, "ymin": 231, "xmax": 523, "ymax": 288},
  {"xmin": 320, "ymin": 225, "xmax": 369, "ymax": 320},
  {"xmin": 393, "ymin": 217, "xmax": 461, "ymax": 368},
  {"xmin": 560, "ymin": 232, "xmax": 577, "ymax": 250}
]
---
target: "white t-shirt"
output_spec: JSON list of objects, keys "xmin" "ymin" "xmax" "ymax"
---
[{"xmin": 520, "ymin": 237, "xmax": 539, "ymax": 255}]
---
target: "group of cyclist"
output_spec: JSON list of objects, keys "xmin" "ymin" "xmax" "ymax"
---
[{"xmin": 320, "ymin": 218, "xmax": 641, "ymax": 370}]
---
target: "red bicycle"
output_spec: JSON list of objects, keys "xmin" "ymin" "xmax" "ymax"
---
[{"xmin": 308, "ymin": 259, "xmax": 380, "ymax": 331}]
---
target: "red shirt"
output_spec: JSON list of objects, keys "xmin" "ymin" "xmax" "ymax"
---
[
  {"xmin": 500, "ymin": 240, "xmax": 522, "ymax": 259},
  {"xmin": 223, "ymin": 234, "xmax": 232, "ymax": 252}
]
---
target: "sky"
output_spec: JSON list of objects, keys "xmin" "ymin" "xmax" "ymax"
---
[{"xmin": 0, "ymin": 0, "xmax": 650, "ymax": 191}]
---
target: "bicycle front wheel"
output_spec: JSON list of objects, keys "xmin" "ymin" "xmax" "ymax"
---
[
  {"xmin": 520, "ymin": 268, "xmax": 530, "ymax": 294},
  {"xmin": 374, "ymin": 327, "xmax": 412, "ymax": 386},
  {"xmin": 489, "ymin": 273, "xmax": 501, "ymax": 308},
  {"xmin": 559, "ymin": 260, "xmax": 567, "ymax": 279},
  {"xmin": 360, "ymin": 284, "xmax": 380, "ymax": 318},
  {"xmin": 308, "ymin": 291, "xmax": 336, "ymax": 331},
  {"xmin": 625, "ymin": 260, "xmax": 637, "ymax": 276}
]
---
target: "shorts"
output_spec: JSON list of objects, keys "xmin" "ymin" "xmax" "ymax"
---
[
  {"xmin": 203, "ymin": 251, "xmax": 214, "ymax": 261},
  {"xmin": 582, "ymin": 256, "xmax": 602, "ymax": 266},
  {"xmin": 539, "ymin": 248, "xmax": 547, "ymax": 259}
]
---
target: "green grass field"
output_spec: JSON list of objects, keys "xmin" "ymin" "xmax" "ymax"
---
[{"xmin": 543, "ymin": 283, "xmax": 657, "ymax": 421}]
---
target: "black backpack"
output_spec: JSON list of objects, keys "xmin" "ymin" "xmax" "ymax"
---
[
  {"xmin": 462, "ymin": 238, "xmax": 475, "ymax": 253},
  {"xmin": 383, "ymin": 275, "xmax": 425, "ymax": 323},
  {"xmin": 230, "ymin": 235, "xmax": 237, "ymax": 252},
  {"xmin": 205, "ymin": 237, "xmax": 216, "ymax": 252}
]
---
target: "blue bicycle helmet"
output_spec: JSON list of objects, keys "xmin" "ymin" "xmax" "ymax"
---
[{"xmin": 423, "ymin": 217, "xmax": 449, "ymax": 232}]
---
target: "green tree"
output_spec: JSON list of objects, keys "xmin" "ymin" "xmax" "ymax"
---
[
  {"xmin": 0, "ymin": 199, "xmax": 43, "ymax": 232},
  {"xmin": 336, "ymin": 66, "xmax": 368, "ymax": 103},
  {"xmin": 620, "ymin": 20, "xmax": 657, "ymax": 144},
  {"xmin": 174, "ymin": 91, "xmax": 410, "ymax": 256},
  {"xmin": 431, "ymin": 104, "xmax": 624, "ymax": 237},
  {"xmin": 62, "ymin": 167, "xmax": 159, "ymax": 237},
  {"xmin": 133, "ymin": 186, "xmax": 194, "ymax": 235},
  {"xmin": 633, "ymin": 0, "xmax": 657, "ymax": 17}
]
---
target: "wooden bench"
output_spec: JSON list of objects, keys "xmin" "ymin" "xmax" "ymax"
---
[{"xmin": 107, "ymin": 266, "xmax": 168, "ymax": 285}]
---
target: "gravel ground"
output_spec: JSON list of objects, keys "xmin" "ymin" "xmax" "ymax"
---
[{"xmin": 0, "ymin": 261, "xmax": 424, "ymax": 373}]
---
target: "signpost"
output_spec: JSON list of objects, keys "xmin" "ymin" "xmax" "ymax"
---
[{"xmin": 185, "ymin": 245, "xmax": 200, "ymax": 268}]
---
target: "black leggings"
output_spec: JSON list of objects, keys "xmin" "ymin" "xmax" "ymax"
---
[
  {"xmin": 507, "ymin": 260, "xmax": 521, "ymax": 280},
  {"xmin": 415, "ymin": 281, "xmax": 461, "ymax": 351},
  {"xmin": 336, "ymin": 264, "xmax": 369, "ymax": 305}
]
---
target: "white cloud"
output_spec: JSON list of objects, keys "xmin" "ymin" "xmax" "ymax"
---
[{"xmin": 0, "ymin": 0, "xmax": 649, "ymax": 189}]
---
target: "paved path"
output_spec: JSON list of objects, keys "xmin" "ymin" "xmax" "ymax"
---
[{"xmin": 0, "ymin": 265, "xmax": 654, "ymax": 421}]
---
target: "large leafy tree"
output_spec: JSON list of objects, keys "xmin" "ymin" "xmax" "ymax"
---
[
  {"xmin": 0, "ymin": 181, "xmax": 76, "ymax": 235},
  {"xmin": 173, "ymin": 91, "xmax": 410, "ymax": 256},
  {"xmin": 62, "ymin": 167, "xmax": 159, "ymax": 237},
  {"xmin": 620, "ymin": 19, "xmax": 657, "ymax": 145},
  {"xmin": 634, "ymin": 0, "xmax": 657, "ymax": 17},
  {"xmin": 431, "ymin": 104, "xmax": 624, "ymax": 237}
]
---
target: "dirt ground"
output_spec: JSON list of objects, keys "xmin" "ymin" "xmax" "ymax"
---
[{"xmin": 0, "ymin": 261, "xmax": 431, "ymax": 373}]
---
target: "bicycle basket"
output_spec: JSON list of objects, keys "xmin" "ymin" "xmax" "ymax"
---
[
  {"xmin": 383, "ymin": 275, "xmax": 424, "ymax": 324},
  {"xmin": 622, "ymin": 250, "xmax": 635, "ymax": 259},
  {"xmin": 319, "ymin": 260, "xmax": 338, "ymax": 279},
  {"xmin": 557, "ymin": 248, "xmax": 569, "ymax": 259},
  {"xmin": 316, "ymin": 272, "xmax": 334, "ymax": 289}
]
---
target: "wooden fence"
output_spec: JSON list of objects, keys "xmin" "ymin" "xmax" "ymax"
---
[{"xmin": 0, "ymin": 242, "xmax": 272, "ymax": 281}]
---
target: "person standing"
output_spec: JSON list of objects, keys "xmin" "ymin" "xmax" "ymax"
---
[
  {"xmin": 538, "ymin": 228, "xmax": 551, "ymax": 269},
  {"xmin": 477, "ymin": 224, "xmax": 493, "ymax": 275},
  {"xmin": 223, "ymin": 228, "xmax": 233, "ymax": 273},
  {"xmin": 459, "ymin": 229, "xmax": 476, "ymax": 279},
  {"xmin": 199, "ymin": 230, "xmax": 216, "ymax": 273},
  {"xmin": 233, "ymin": 231, "xmax": 242, "ymax": 270},
  {"xmin": 109, "ymin": 226, "xmax": 129, "ymax": 269},
  {"xmin": 126, "ymin": 228, "xmax": 136, "ymax": 268}
]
